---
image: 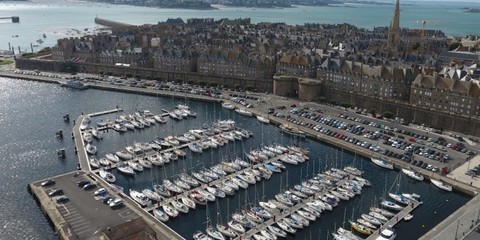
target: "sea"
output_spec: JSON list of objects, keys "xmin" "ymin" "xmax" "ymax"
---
[
  {"xmin": 0, "ymin": 77, "xmax": 471, "ymax": 239},
  {"xmin": 0, "ymin": 0, "xmax": 480, "ymax": 53}
]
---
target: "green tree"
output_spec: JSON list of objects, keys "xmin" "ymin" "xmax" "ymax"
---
[
  {"xmin": 383, "ymin": 111, "xmax": 394, "ymax": 119},
  {"xmin": 449, "ymin": 42, "xmax": 461, "ymax": 51}
]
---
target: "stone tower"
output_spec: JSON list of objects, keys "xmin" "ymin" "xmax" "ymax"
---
[{"xmin": 387, "ymin": 0, "xmax": 401, "ymax": 51}]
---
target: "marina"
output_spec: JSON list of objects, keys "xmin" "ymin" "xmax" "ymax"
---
[{"xmin": 16, "ymin": 75, "xmax": 476, "ymax": 240}]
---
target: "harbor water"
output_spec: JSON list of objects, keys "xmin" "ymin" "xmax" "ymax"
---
[{"xmin": 0, "ymin": 76, "xmax": 470, "ymax": 239}]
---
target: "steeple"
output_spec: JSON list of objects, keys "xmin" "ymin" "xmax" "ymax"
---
[{"xmin": 387, "ymin": 0, "xmax": 401, "ymax": 51}]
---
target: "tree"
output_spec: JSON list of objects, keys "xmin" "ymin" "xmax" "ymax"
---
[
  {"xmin": 449, "ymin": 42, "xmax": 461, "ymax": 51},
  {"xmin": 383, "ymin": 111, "xmax": 394, "ymax": 119}
]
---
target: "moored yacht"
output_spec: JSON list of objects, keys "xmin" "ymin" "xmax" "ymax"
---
[
  {"xmin": 431, "ymin": 179, "xmax": 452, "ymax": 192},
  {"xmin": 371, "ymin": 157, "xmax": 394, "ymax": 170},
  {"xmin": 402, "ymin": 168, "xmax": 424, "ymax": 181}
]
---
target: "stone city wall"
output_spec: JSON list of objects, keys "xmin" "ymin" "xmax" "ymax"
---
[{"xmin": 15, "ymin": 58, "xmax": 273, "ymax": 92}]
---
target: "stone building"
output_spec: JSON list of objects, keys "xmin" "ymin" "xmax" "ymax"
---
[
  {"xmin": 197, "ymin": 49, "xmax": 275, "ymax": 83},
  {"xmin": 317, "ymin": 57, "xmax": 417, "ymax": 101},
  {"xmin": 410, "ymin": 72, "xmax": 480, "ymax": 116},
  {"xmin": 276, "ymin": 54, "xmax": 318, "ymax": 78},
  {"xmin": 153, "ymin": 49, "xmax": 197, "ymax": 72}
]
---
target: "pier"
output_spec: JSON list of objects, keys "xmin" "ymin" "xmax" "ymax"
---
[
  {"xmin": 0, "ymin": 16, "xmax": 19, "ymax": 23},
  {"xmin": 366, "ymin": 201, "xmax": 422, "ymax": 239},
  {"xmin": 94, "ymin": 17, "xmax": 133, "ymax": 28}
]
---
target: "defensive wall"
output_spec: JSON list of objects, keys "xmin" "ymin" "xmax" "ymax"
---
[{"xmin": 14, "ymin": 58, "xmax": 273, "ymax": 92}]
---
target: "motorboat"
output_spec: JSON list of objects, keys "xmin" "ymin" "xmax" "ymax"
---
[
  {"xmin": 277, "ymin": 219, "xmax": 296, "ymax": 234},
  {"xmin": 147, "ymin": 154, "xmax": 164, "ymax": 166},
  {"xmin": 376, "ymin": 227, "xmax": 396, "ymax": 240},
  {"xmin": 279, "ymin": 124, "xmax": 305, "ymax": 138},
  {"xmin": 181, "ymin": 196, "xmax": 196, "ymax": 209},
  {"xmin": 128, "ymin": 161, "xmax": 144, "ymax": 172},
  {"xmin": 227, "ymin": 220, "xmax": 245, "ymax": 234},
  {"xmin": 242, "ymin": 209, "xmax": 263, "ymax": 223},
  {"xmin": 206, "ymin": 226, "xmax": 225, "ymax": 240},
  {"xmin": 343, "ymin": 166, "xmax": 363, "ymax": 176},
  {"xmin": 357, "ymin": 218, "xmax": 377, "ymax": 230},
  {"xmin": 105, "ymin": 153, "xmax": 120, "ymax": 163},
  {"xmin": 80, "ymin": 117, "xmax": 90, "ymax": 130},
  {"xmin": 267, "ymin": 225, "xmax": 287, "ymax": 238},
  {"xmin": 179, "ymin": 173, "xmax": 200, "ymax": 187},
  {"xmin": 171, "ymin": 200, "xmax": 189, "ymax": 214},
  {"xmin": 371, "ymin": 157, "xmax": 394, "ymax": 170},
  {"xmin": 235, "ymin": 108, "xmax": 253, "ymax": 116},
  {"xmin": 259, "ymin": 229, "xmax": 276, "ymax": 239},
  {"xmin": 142, "ymin": 188, "xmax": 162, "ymax": 202},
  {"xmin": 251, "ymin": 206, "xmax": 272, "ymax": 219},
  {"xmin": 115, "ymin": 150, "xmax": 133, "ymax": 160},
  {"xmin": 154, "ymin": 114, "xmax": 168, "ymax": 123},
  {"xmin": 163, "ymin": 180, "xmax": 183, "ymax": 194},
  {"xmin": 284, "ymin": 217, "xmax": 303, "ymax": 229},
  {"xmin": 256, "ymin": 115, "xmax": 270, "ymax": 124},
  {"xmin": 153, "ymin": 208, "xmax": 169, "ymax": 222},
  {"xmin": 196, "ymin": 189, "xmax": 216, "ymax": 202},
  {"xmin": 361, "ymin": 214, "xmax": 382, "ymax": 226},
  {"xmin": 369, "ymin": 211, "xmax": 388, "ymax": 223},
  {"xmin": 89, "ymin": 158, "xmax": 100, "ymax": 169},
  {"xmin": 153, "ymin": 184, "xmax": 171, "ymax": 198},
  {"xmin": 380, "ymin": 200, "xmax": 404, "ymax": 211},
  {"xmin": 162, "ymin": 204, "xmax": 179, "ymax": 218},
  {"xmin": 402, "ymin": 168, "xmax": 424, "ymax": 181},
  {"xmin": 174, "ymin": 178, "xmax": 191, "ymax": 191},
  {"xmin": 138, "ymin": 159, "xmax": 152, "ymax": 168},
  {"xmin": 85, "ymin": 143, "xmax": 97, "ymax": 155},
  {"xmin": 337, "ymin": 227, "xmax": 361, "ymax": 240},
  {"xmin": 370, "ymin": 207, "xmax": 395, "ymax": 218},
  {"xmin": 388, "ymin": 192, "xmax": 411, "ymax": 205},
  {"xmin": 297, "ymin": 210, "xmax": 316, "ymax": 221},
  {"xmin": 188, "ymin": 191, "xmax": 207, "ymax": 205},
  {"xmin": 206, "ymin": 186, "xmax": 226, "ymax": 199},
  {"xmin": 222, "ymin": 102, "xmax": 235, "ymax": 110},
  {"xmin": 216, "ymin": 224, "xmax": 236, "ymax": 238},
  {"xmin": 99, "ymin": 169, "xmax": 116, "ymax": 183},
  {"xmin": 99, "ymin": 158, "xmax": 111, "ymax": 167},
  {"xmin": 349, "ymin": 221, "xmax": 373, "ymax": 235},
  {"xmin": 192, "ymin": 231, "xmax": 208, "ymax": 240},
  {"xmin": 129, "ymin": 189, "xmax": 151, "ymax": 207},
  {"xmin": 431, "ymin": 179, "xmax": 452, "ymax": 192},
  {"xmin": 117, "ymin": 163, "xmax": 135, "ymax": 175},
  {"xmin": 91, "ymin": 129, "xmax": 103, "ymax": 139},
  {"xmin": 404, "ymin": 214, "xmax": 413, "ymax": 221}
]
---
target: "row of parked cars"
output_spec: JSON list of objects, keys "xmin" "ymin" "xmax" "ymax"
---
[
  {"xmin": 40, "ymin": 179, "xmax": 69, "ymax": 204},
  {"xmin": 286, "ymin": 108, "xmax": 453, "ymax": 172}
]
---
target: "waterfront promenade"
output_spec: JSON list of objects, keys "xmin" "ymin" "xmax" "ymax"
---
[{"xmin": 11, "ymin": 69, "xmax": 480, "ymax": 239}]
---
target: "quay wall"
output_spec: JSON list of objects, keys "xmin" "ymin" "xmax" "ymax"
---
[
  {"xmin": 28, "ymin": 181, "xmax": 72, "ymax": 240},
  {"xmin": 324, "ymin": 89, "xmax": 480, "ymax": 137},
  {"xmin": 14, "ymin": 58, "xmax": 273, "ymax": 92}
]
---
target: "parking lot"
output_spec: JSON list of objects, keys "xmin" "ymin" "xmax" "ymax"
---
[{"xmin": 36, "ymin": 172, "xmax": 138, "ymax": 239}]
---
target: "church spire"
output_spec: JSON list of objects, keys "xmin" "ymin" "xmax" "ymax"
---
[{"xmin": 387, "ymin": 0, "xmax": 401, "ymax": 51}]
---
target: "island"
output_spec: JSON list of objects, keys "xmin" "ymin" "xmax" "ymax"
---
[{"xmin": 463, "ymin": 8, "xmax": 480, "ymax": 13}]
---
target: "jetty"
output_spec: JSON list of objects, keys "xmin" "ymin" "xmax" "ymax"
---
[
  {"xmin": 366, "ymin": 200, "xmax": 422, "ymax": 239},
  {"xmin": 94, "ymin": 17, "xmax": 133, "ymax": 28},
  {"xmin": 0, "ymin": 16, "xmax": 19, "ymax": 23}
]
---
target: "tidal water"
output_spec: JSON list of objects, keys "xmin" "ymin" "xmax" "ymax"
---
[
  {"xmin": 1, "ymin": 0, "xmax": 480, "ymax": 52},
  {"xmin": 0, "ymin": 76, "xmax": 470, "ymax": 239}
]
